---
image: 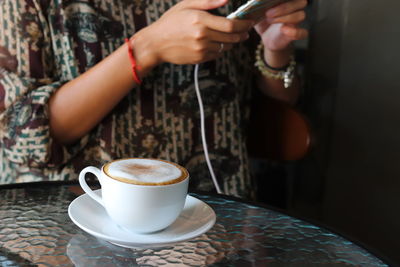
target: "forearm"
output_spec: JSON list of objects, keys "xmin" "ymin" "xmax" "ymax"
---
[
  {"xmin": 256, "ymin": 47, "xmax": 299, "ymax": 105},
  {"xmin": 49, "ymin": 0, "xmax": 254, "ymax": 145},
  {"xmin": 49, "ymin": 32, "xmax": 157, "ymax": 144},
  {"xmin": 251, "ymin": 0, "xmax": 308, "ymax": 104}
]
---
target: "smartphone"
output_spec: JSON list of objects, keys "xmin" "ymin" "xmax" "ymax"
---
[{"xmin": 227, "ymin": 0, "xmax": 290, "ymax": 21}]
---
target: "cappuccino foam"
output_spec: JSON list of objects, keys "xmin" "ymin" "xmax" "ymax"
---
[{"xmin": 104, "ymin": 159, "xmax": 187, "ymax": 185}]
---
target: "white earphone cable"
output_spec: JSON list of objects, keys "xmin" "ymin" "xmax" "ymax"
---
[{"xmin": 194, "ymin": 64, "xmax": 223, "ymax": 194}]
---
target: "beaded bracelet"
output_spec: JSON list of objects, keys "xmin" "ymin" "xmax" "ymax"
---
[
  {"xmin": 254, "ymin": 41, "xmax": 296, "ymax": 88},
  {"xmin": 125, "ymin": 38, "xmax": 142, "ymax": 85}
]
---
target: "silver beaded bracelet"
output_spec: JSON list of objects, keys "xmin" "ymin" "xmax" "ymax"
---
[{"xmin": 254, "ymin": 42, "xmax": 296, "ymax": 89}]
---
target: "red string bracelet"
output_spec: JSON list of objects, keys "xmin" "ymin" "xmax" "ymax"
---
[{"xmin": 125, "ymin": 38, "xmax": 142, "ymax": 85}]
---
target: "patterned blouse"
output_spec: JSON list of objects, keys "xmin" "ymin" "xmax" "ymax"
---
[{"xmin": 0, "ymin": 0, "xmax": 256, "ymax": 198}]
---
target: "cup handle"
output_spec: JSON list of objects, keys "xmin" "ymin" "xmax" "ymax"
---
[{"xmin": 79, "ymin": 166, "xmax": 104, "ymax": 207}]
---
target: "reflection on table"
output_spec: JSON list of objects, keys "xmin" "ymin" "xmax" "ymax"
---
[{"xmin": 0, "ymin": 183, "xmax": 388, "ymax": 266}]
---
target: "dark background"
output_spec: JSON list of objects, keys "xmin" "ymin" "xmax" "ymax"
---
[{"xmin": 253, "ymin": 0, "xmax": 400, "ymax": 265}]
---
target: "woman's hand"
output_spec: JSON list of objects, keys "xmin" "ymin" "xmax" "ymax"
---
[
  {"xmin": 134, "ymin": 0, "xmax": 254, "ymax": 67},
  {"xmin": 252, "ymin": 0, "xmax": 309, "ymax": 104},
  {"xmin": 255, "ymin": 0, "xmax": 309, "ymax": 51},
  {"xmin": 254, "ymin": 0, "xmax": 309, "ymax": 67}
]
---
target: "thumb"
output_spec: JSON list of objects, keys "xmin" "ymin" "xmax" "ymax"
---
[
  {"xmin": 184, "ymin": 0, "xmax": 228, "ymax": 10},
  {"xmin": 281, "ymin": 24, "xmax": 309, "ymax": 41}
]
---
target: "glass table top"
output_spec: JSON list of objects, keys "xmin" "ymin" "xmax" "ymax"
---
[{"xmin": 0, "ymin": 183, "xmax": 388, "ymax": 266}]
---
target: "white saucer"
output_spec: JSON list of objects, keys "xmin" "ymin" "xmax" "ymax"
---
[{"xmin": 68, "ymin": 190, "xmax": 216, "ymax": 249}]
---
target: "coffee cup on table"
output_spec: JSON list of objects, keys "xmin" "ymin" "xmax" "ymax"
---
[{"xmin": 78, "ymin": 158, "xmax": 189, "ymax": 234}]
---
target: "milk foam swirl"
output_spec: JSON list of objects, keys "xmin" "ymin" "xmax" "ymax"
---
[{"xmin": 104, "ymin": 159, "xmax": 187, "ymax": 185}]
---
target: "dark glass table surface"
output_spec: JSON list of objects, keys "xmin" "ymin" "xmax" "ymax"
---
[{"xmin": 0, "ymin": 182, "xmax": 389, "ymax": 266}]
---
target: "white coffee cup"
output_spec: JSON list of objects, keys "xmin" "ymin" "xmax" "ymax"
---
[{"xmin": 79, "ymin": 158, "xmax": 189, "ymax": 233}]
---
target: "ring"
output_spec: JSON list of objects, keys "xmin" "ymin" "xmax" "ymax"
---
[{"xmin": 218, "ymin": 43, "xmax": 224, "ymax": 53}]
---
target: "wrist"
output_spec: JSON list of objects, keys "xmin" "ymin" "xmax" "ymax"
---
[
  {"xmin": 262, "ymin": 45, "xmax": 293, "ymax": 70},
  {"xmin": 255, "ymin": 42, "xmax": 296, "ymax": 89},
  {"xmin": 129, "ymin": 29, "xmax": 160, "ymax": 78}
]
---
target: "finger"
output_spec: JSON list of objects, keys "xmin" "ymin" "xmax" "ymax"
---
[
  {"xmin": 281, "ymin": 25, "xmax": 309, "ymax": 40},
  {"xmin": 267, "ymin": 10, "xmax": 306, "ymax": 25},
  {"xmin": 206, "ymin": 29, "xmax": 249, "ymax": 43},
  {"xmin": 266, "ymin": 0, "xmax": 308, "ymax": 18},
  {"xmin": 253, "ymin": 19, "xmax": 270, "ymax": 35},
  {"xmin": 183, "ymin": 0, "xmax": 228, "ymax": 10},
  {"xmin": 209, "ymin": 42, "xmax": 233, "ymax": 53},
  {"xmin": 199, "ymin": 12, "xmax": 254, "ymax": 33}
]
